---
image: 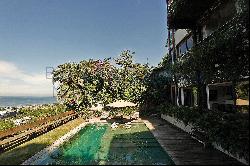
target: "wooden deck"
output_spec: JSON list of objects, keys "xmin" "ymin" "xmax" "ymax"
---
[{"xmin": 142, "ymin": 116, "xmax": 244, "ymax": 165}]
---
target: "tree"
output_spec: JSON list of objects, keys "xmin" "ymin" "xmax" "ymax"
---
[
  {"xmin": 52, "ymin": 50, "xmax": 150, "ymax": 113},
  {"xmin": 140, "ymin": 54, "xmax": 173, "ymax": 113}
]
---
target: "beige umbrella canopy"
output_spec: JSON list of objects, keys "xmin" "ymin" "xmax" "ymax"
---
[
  {"xmin": 236, "ymin": 99, "xmax": 249, "ymax": 106},
  {"xmin": 106, "ymin": 100, "xmax": 137, "ymax": 108}
]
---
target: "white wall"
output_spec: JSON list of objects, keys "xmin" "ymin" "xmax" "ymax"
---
[{"xmin": 174, "ymin": 29, "xmax": 188, "ymax": 45}]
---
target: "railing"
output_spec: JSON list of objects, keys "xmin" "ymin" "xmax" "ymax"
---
[
  {"xmin": 198, "ymin": 13, "xmax": 248, "ymax": 47},
  {"xmin": 0, "ymin": 110, "xmax": 76, "ymax": 140},
  {"xmin": 177, "ymin": 12, "xmax": 248, "ymax": 61},
  {"xmin": 167, "ymin": 0, "xmax": 173, "ymax": 6},
  {"xmin": 168, "ymin": 0, "xmax": 220, "ymax": 28},
  {"xmin": 174, "ymin": 11, "xmax": 248, "ymax": 86}
]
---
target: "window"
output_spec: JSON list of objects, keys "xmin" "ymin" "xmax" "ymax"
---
[
  {"xmin": 225, "ymin": 86, "xmax": 232, "ymax": 96},
  {"xmin": 177, "ymin": 35, "xmax": 193, "ymax": 57},
  {"xmin": 186, "ymin": 37, "xmax": 193, "ymax": 50},
  {"xmin": 209, "ymin": 90, "xmax": 218, "ymax": 101},
  {"xmin": 178, "ymin": 41, "xmax": 187, "ymax": 55}
]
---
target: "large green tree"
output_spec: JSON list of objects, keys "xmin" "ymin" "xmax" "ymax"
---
[{"xmin": 52, "ymin": 50, "xmax": 150, "ymax": 112}]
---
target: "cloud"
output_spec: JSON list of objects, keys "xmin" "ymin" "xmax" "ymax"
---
[
  {"xmin": 0, "ymin": 61, "xmax": 20, "ymax": 76},
  {"xmin": 0, "ymin": 61, "xmax": 54, "ymax": 96}
]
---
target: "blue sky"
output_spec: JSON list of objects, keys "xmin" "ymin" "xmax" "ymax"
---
[{"xmin": 0, "ymin": 0, "xmax": 167, "ymax": 96}]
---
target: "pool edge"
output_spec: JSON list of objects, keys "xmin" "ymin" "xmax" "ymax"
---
[{"xmin": 21, "ymin": 121, "xmax": 88, "ymax": 165}]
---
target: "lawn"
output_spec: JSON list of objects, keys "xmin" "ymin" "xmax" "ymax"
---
[{"xmin": 0, "ymin": 118, "xmax": 85, "ymax": 165}]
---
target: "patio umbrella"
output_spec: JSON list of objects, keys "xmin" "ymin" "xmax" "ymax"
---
[
  {"xmin": 236, "ymin": 99, "xmax": 249, "ymax": 105},
  {"xmin": 106, "ymin": 100, "xmax": 137, "ymax": 108}
]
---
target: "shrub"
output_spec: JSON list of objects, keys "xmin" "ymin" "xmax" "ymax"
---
[
  {"xmin": 104, "ymin": 106, "xmax": 138, "ymax": 118},
  {"xmin": 0, "ymin": 120, "xmax": 15, "ymax": 131},
  {"xmin": 160, "ymin": 104, "xmax": 249, "ymax": 162}
]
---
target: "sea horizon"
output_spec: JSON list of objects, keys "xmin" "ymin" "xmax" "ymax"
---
[{"xmin": 0, "ymin": 96, "xmax": 58, "ymax": 107}]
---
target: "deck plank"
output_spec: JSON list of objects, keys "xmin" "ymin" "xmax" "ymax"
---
[{"xmin": 142, "ymin": 116, "xmax": 244, "ymax": 165}]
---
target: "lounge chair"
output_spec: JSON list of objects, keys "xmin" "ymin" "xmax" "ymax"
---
[
  {"xmin": 111, "ymin": 122, "xmax": 119, "ymax": 129},
  {"xmin": 124, "ymin": 122, "xmax": 132, "ymax": 129}
]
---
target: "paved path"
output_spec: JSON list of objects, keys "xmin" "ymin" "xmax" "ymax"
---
[{"xmin": 142, "ymin": 116, "xmax": 244, "ymax": 165}]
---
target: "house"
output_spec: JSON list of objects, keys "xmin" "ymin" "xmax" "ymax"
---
[{"xmin": 166, "ymin": 0, "xmax": 249, "ymax": 112}]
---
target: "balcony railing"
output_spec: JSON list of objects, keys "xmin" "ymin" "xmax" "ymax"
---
[
  {"xmin": 197, "ymin": 12, "xmax": 248, "ymax": 55},
  {"xmin": 167, "ymin": 0, "xmax": 222, "ymax": 29},
  {"xmin": 176, "ymin": 12, "xmax": 249, "ymax": 84}
]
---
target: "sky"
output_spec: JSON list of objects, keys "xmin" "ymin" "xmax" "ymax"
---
[{"xmin": 0, "ymin": 0, "xmax": 168, "ymax": 96}]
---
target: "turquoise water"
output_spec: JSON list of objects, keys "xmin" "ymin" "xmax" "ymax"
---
[
  {"xmin": 0, "ymin": 96, "xmax": 57, "ymax": 107},
  {"xmin": 49, "ymin": 124, "xmax": 107, "ymax": 165},
  {"xmin": 45, "ymin": 123, "xmax": 175, "ymax": 165}
]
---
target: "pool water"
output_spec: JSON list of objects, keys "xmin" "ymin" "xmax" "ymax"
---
[{"xmin": 46, "ymin": 123, "xmax": 175, "ymax": 165}]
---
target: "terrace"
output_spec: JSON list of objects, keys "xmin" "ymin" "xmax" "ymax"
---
[{"xmin": 0, "ymin": 114, "xmax": 243, "ymax": 165}]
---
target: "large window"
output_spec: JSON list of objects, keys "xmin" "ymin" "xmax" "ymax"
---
[
  {"xmin": 186, "ymin": 37, "xmax": 193, "ymax": 50},
  {"xmin": 177, "ymin": 35, "xmax": 193, "ymax": 57}
]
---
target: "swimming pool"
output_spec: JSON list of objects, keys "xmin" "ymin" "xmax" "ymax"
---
[{"xmin": 40, "ymin": 123, "xmax": 175, "ymax": 165}]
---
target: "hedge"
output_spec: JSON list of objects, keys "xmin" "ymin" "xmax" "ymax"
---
[{"xmin": 160, "ymin": 104, "xmax": 249, "ymax": 163}]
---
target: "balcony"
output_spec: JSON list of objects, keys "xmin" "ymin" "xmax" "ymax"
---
[
  {"xmin": 177, "ymin": 13, "xmax": 249, "ymax": 83},
  {"xmin": 167, "ymin": 0, "xmax": 220, "ymax": 29}
]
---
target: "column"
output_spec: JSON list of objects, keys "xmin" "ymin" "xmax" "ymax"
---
[
  {"xmin": 206, "ymin": 85, "xmax": 210, "ymax": 110},
  {"xmin": 181, "ymin": 88, "xmax": 184, "ymax": 105}
]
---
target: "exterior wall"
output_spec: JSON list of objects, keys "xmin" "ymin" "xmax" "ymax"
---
[{"xmin": 174, "ymin": 29, "xmax": 188, "ymax": 45}]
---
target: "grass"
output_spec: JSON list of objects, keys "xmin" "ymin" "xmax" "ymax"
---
[
  {"xmin": 0, "ymin": 118, "xmax": 85, "ymax": 165},
  {"xmin": 0, "ymin": 104, "xmax": 67, "ymax": 132}
]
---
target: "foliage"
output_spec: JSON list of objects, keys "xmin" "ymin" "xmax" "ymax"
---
[
  {"xmin": 161, "ymin": 104, "xmax": 249, "ymax": 162},
  {"xmin": 168, "ymin": 0, "xmax": 218, "ymax": 28},
  {"xmin": 0, "ymin": 120, "xmax": 15, "ymax": 131},
  {"xmin": 173, "ymin": 8, "xmax": 249, "ymax": 86},
  {"xmin": 166, "ymin": 0, "xmax": 249, "ymax": 162},
  {"xmin": 114, "ymin": 51, "xmax": 151, "ymax": 104},
  {"xmin": 19, "ymin": 104, "xmax": 66, "ymax": 118},
  {"xmin": 236, "ymin": 81, "xmax": 249, "ymax": 100},
  {"xmin": 171, "ymin": 9, "xmax": 249, "ymax": 110},
  {"xmin": 160, "ymin": 104, "xmax": 200, "ymax": 125},
  {"xmin": 104, "ymin": 107, "xmax": 138, "ymax": 117},
  {"xmin": 0, "ymin": 104, "xmax": 66, "ymax": 131},
  {"xmin": 53, "ymin": 58, "xmax": 115, "ymax": 111},
  {"xmin": 53, "ymin": 50, "xmax": 150, "ymax": 114},
  {"xmin": 140, "ymin": 54, "xmax": 172, "ymax": 113}
]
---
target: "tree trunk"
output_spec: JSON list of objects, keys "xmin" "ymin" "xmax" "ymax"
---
[
  {"xmin": 193, "ymin": 26, "xmax": 207, "ymax": 111},
  {"xmin": 192, "ymin": 28, "xmax": 202, "ymax": 110},
  {"xmin": 196, "ymin": 70, "xmax": 203, "ymax": 111}
]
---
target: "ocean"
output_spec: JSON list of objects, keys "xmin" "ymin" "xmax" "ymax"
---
[{"xmin": 0, "ymin": 96, "xmax": 58, "ymax": 107}]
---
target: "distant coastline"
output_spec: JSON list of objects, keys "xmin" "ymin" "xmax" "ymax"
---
[{"xmin": 0, "ymin": 96, "xmax": 58, "ymax": 107}]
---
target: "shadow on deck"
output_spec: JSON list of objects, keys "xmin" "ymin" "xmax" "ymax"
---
[{"xmin": 142, "ymin": 116, "xmax": 244, "ymax": 165}]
